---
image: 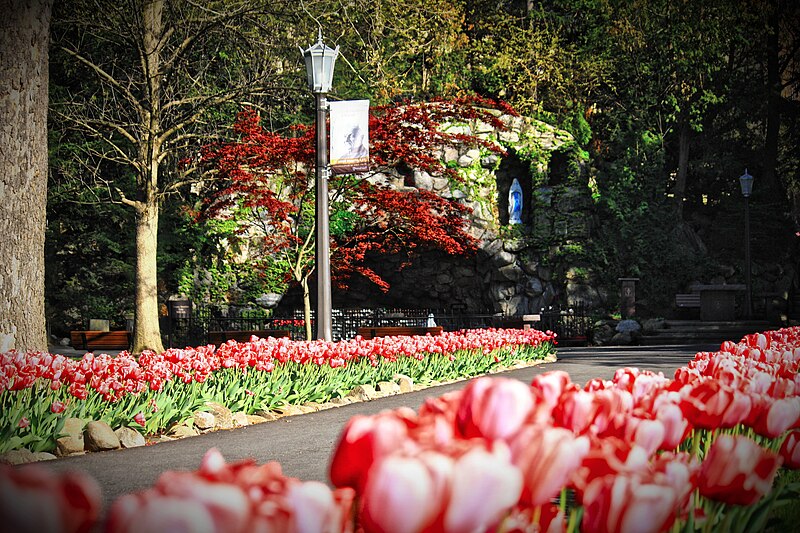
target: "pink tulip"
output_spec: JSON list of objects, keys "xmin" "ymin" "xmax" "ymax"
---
[
  {"xmin": 444, "ymin": 444, "xmax": 522, "ymax": 533},
  {"xmin": 552, "ymin": 388, "xmax": 596, "ymax": 434},
  {"xmin": 502, "ymin": 504, "xmax": 566, "ymax": 533},
  {"xmin": 530, "ymin": 371, "xmax": 572, "ymax": 407},
  {"xmin": 511, "ymin": 426, "xmax": 590, "ymax": 506},
  {"xmin": 133, "ymin": 412, "xmax": 146, "ymax": 426},
  {"xmin": 455, "ymin": 377, "xmax": 534, "ymax": 441},
  {"xmin": 358, "ymin": 454, "xmax": 444, "ymax": 533},
  {"xmin": 699, "ymin": 434, "xmax": 782, "ymax": 506}
]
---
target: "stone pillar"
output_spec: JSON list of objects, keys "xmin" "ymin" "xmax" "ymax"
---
[{"xmin": 619, "ymin": 278, "xmax": 639, "ymax": 318}]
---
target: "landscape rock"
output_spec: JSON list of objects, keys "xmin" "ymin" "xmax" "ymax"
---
[
  {"xmin": 615, "ymin": 319, "xmax": 642, "ymax": 333},
  {"xmin": 376, "ymin": 381, "xmax": 400, "ymax": 395},
  {"xmin": 0, "ymin": 449, "xmax": 36, "ymax": 465},
  {"xmin": 56, "ymin": 417, "xmax": 86, "ymax": 456},
  {"xmin": 115, "ymin": 426, "xmax": 146, "ymax": 448},
  {"xmin": 394, "ymin": 374, "xmax": 414, "ymax": 393},
  {"xmin": 253, "ymin": 410, "xmax": 279, "ymax": 421},
  {"xmin": 84, "ymin": 420, "xmax": 121, "ymax": 451},
  {"xmin": 232, "ymin": 412, "xmax": 249, "ymax": 427},
  {"xmin": 611, "ymin": 331, "xmax": 633, "ymax": 345},
  {"xmin": 347, "ymin": 384, "xmax": 377, "ymax": 402},
  {"xmin": 205, "ymin": 401, "xmax": 234, "ymax": 430},
  {"xmin": 329, "ymin": 397, "xmax": 353, "ymax": 406},
  {"xmin": 193, "ymin": 411, "xmax": 216, "ymax": 430},
  {"xmin": 246, "ymin": 414, "xmax": 269, "ymax": 425},
  {"xmin": 168, "ymin": 423, "xmax": 199, "ymax": 439},
  {"xmin": 32, "ymin": 452, "xmax": 57, "ymax": 462},
  {"xmin": 273, "ymin": 405, "xmax": 305, "ymax": 417}
]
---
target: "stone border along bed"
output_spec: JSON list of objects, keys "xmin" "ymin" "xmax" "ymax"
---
[{"xmin": 1, "ymin": 352, "xmax": 557, "ymax": 464}]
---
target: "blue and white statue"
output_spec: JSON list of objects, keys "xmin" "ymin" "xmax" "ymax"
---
[{"xmin": 509, "ymin": 178, "xmax": 523, "ymax": 225}]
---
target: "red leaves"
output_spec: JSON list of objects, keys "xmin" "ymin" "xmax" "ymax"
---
[{"xmin": 197, "ymin": 97, "xmax": 511, "ymax": 291}]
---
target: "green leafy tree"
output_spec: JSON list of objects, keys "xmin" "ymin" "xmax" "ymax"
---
[{"xmin": 49, "ymin": 0, "xmax": 304, "ymax": 353}]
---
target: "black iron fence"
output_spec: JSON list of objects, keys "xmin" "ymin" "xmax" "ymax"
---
[{"xmin": 164, "ymin": 303, "xmax": 593, "ymax": 348}]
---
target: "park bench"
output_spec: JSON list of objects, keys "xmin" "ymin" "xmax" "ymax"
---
[
  {"xmin": 207, "ymin": 329, "xmax": 291, "ymax": 346},
  {"xmin": 357, "ymin": 326, "xmax": 443, "ymax": 340},
  {"xmin": 674, "ymin": 293, "xmax": 701, "ymax": 309},
  {"xmin": 70, "ymin": 330, "xmax": 131, "ymax": 351}
]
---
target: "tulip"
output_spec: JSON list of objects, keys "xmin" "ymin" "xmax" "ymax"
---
[
  {"xmin": 679, "ymin": 379, "xmax": 751, "ymax": 430},
  {"xmin": 133, "ymin": 412, "xmax": 146, "ymax": 426},
  {"xmin": 698, "ymin": 434, "xmax": 782, "ymax": 506},
  {"xmin": 50, "ymin": 400, "xmax": 66, "ymax": 414},
  {"xmin": 746, "ymin": 395, "xmax": 800, "ymax": 439},
  {"xmin": 511, "ymin": 426, "xmax": 590, "ymax": 506},
  {"xmin": 780, "ymin": 430, "xmax": 800, "ymax": 469},
  {"xmin": 358, "ymin": 454, "xmax": 444, "ymax": 533},
  {"xmin": 17, "ymin": 417, "xmax": 29, "ymax": 429},
  {"xmin": 0, "ymin": 464, "xmax": 101, "ymax": 533},
  {"xmin": 581, "ymin": 472, "xmax": 680, "ymax": 533},
  {"xmin": 329, "ymin": 409, "xmax": 417, "ymax": 491},
  {"xmin": 444, "ymin": 444, "xmax": 522, "ymax": 533},
  {"xmin": 455, "ymin": 377, "xmax": 534, "ymax": 441}
]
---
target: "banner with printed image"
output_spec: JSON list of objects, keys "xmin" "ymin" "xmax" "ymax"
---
[{"xmin": 330, "ymin": 99, "xmax": 370, "ymax": 175}]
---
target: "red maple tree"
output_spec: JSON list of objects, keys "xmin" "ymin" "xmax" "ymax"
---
[{"xmin": 197, "ymin": 96, "xmax": 514, "ymax": 338}]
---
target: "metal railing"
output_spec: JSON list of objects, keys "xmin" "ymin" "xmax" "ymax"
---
[{"xmin": 164, "ymin": 304, "xmax": 592, "ymax": 347}]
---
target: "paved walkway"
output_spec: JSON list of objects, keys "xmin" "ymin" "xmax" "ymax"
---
[{"xmin": 38, "ymin": 343, "xmax": 715, "ymax": 514}]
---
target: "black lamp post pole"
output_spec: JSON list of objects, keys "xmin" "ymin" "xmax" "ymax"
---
[
  {"xmin": 744, "ymin": 194, "xmax": 752, "ymax": 318},
  {"xmin": 315, "ymin": 92, "xmax": 332, "ymax": 341}
]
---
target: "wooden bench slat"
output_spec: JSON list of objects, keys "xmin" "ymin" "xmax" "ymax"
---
[
  {"xmin": 70, "ymin": 330, "xmax": 131, "ymax": 350},
  {"xmin": 675, "ymin": 294, "xmax": 701, "ymax": 308},
  {"xmin": 357, "ymin": 326, "xmax": 443, "ymax": 340}
]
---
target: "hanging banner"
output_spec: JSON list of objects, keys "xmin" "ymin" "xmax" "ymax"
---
[{"xmin": 329, "ymin": 99, "xmax": 370, "ymax": 175}]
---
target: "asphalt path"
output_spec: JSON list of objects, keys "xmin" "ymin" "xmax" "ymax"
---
[{"xmin": 37, "ymin": 342, "xmax": 718, "ymax": 514}]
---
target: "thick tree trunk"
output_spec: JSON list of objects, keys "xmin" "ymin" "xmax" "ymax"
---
[
  {"xmin": 130, "ymin": 0, "xmax": 165, "ymax": 353},
  {"xmin": 674, "ymin": 121, "xmax": 690, "ymax": 221},
  {"xmin": 0, "ymin": 0, "xmax": 52, "ymax": 352},
  {"xmin": 131, "ymin": 199, "xmax": 165, "ymax": 353}
]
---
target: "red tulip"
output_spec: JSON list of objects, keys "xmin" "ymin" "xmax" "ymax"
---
[
  {"xmin": 0, "ymin": 464, "xmax": 101, "ymax": 533},
  {"xmin": 679, "ymin": 379, "xmax": 751, "ymax": 430},
  {"xmin": 746, "ymin": 395, "xmax": 800, "ymax": 439},
  {"xmin": 455, "ymin": 377, "xmax": 534, "ymax": 441},
  {"xmin": 50, "ymin": 400, "xmax": 66, "ymax": 414},
  {"xmin": 581, "ymin": 472, "xmax": 681, "ymax": 533},
  {"xmin": 698, "ymin": 434, "xmax": 782, "ymax": 506},
  {"xmin": 329, "ymin": 409, "xmax": 417, "ymax": 492},
  {"xmin": 17, "ymin": 417, "xmax": 29, "ymax": 429},
  {"xmin": 779, "ymin": 430, "xmax": 800, "ymax": 469},
  {"xmin": 572, "ymin": 437, "xmax": 650, "ymax": 497},
  {"xmin": 133, "ymin": 412, "xmax": 146, "ymax": 426}
]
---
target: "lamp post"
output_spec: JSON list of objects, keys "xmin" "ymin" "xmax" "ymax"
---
[
  {"xmin": 300, "ymin": 31, "xmax": 339, "ymax": 341},
  {"xmin": 739, "ymin": 169, "xmax": 754, "ymax": 319}
]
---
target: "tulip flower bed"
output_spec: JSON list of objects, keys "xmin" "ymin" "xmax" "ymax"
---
[
  {"xmin": 4, "ymin": 325, "xmax": 799, "ymax": 533},
  {"xmin": 0, "ymin": 328, "xmax": 555, "ymax": 454}
]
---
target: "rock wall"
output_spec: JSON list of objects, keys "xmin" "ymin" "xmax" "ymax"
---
[{"xmin": 322, "ymin": 111, "xmax": 602, "ymax": 316}]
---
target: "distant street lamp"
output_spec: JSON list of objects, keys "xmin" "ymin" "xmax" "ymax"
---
[
  {"xmin": 739, "ymin": 169, "xmax": 754, "ymax": 318},
  {"xmin": 300, "ymin": 30, "xmax": 339, "ymax": 341}
]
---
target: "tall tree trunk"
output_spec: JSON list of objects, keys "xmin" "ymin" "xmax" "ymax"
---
[
  {"xmin": 674, "ymin": 120, "xmax": 690, "ymax": 221},
  {"xmin": 762, "ymin": 1, "xmax": 782, "ymax": 195},
  {"xmin": 0, "ymin": 0, "xmax": 52, "ymax": 353},
  {"xmin": 130, "ymin": 0, "xmax": 165, "ymax": 353},
  {"xmin": 132, "ymin": 198, "xmax": 164, "ymax": 353}
]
